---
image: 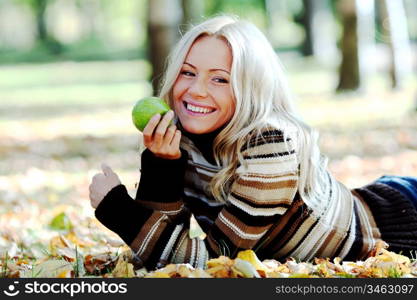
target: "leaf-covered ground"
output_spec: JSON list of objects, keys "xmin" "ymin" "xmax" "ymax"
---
[{"xmin": 0, "ymin": 60, "xmax": 416, "ymax": 278}]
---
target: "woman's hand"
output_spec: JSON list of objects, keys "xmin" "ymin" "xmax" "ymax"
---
[
  {"xmin": 89, "ymin": 163, "xmax": 121, "ymax": 209},
  {"xmin": 143, "ymin": 110, "xmax": 182, "ymax": 159}
]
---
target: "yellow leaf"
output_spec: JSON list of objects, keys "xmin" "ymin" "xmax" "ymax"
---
[
  {"xmin": 374, "ymin": 249, "xmax": 410, "ymax": 265},
  {"xmin": 49, "ymin": 235, "xmax": 67, "ymax": 256},
  {"xmin": 145, "ymin": 272, "xmax": 170, "ymax": 278},
  {"xmin": 57, "ymin": 270, "xmax": 73, "ymax": 278},
  {"xmin": 233, "ymin": 258, "xmax": 260, "ymax": 278},
  {"xmin": 112, "ymin": 256, "xmax": 135, "ymax": 278},
  {"xmin": 65, "ymin": 231, "xmax": 93, "ymax": 248},
  {"xmin": 189, "ymin": 269, "xmax": 212, "ymax": 278},
  {"xmin": 177, "ymin": 264, "xmax": 193, "ymax": 277},
  {"xmin": 236, "ymin": 250, "xmax": 268, "ymax": 272},
  {"xmin": 206, "ymin": 256, "xmax": 233, "ymax": 268}
]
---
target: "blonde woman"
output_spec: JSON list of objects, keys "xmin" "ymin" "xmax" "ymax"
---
[{"xmin": 89, "ymin": 16, "xmax": 417, "ymax": 270}]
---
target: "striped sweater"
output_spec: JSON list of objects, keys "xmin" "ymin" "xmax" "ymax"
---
[{"xmin": 95, "ymin": 125, "xmax": 417, "ymax": 270}]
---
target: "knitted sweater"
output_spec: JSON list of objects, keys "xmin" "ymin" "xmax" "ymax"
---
[{"xmin": 95, "ymin": 125, "xmax": 417, "ymax": 270}]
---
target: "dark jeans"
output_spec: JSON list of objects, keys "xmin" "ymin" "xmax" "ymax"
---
[{"xmin": 375, "ymin": 175, "xmax": 417, "ymax": 210}]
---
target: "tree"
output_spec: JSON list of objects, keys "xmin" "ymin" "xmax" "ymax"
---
[
  {"xmin": 147, "ymin": 0, "xmax": 182, "ymax": 95},
  {"xmin": 336, "ymin": 0, "xmax": 360, "ymax": 92},
  {"xmin": 298, "ymin": 0, "xmax": 338, "ymax": 64},
  {"xmin": 336, "ymin": 0, "xmax": 375, "ymax": 92},
  {"xmin": 181, "ymin": 0, "xmax": 204, "ymax": 30},
  {"xmin": 33, "ymin": 0, "xmax": 48, "ymax": 43},
  {"xmin": 377, "ymin": 0, "xmax": 412, "ymax": 89},
  {"xmin": 17, "ymin": 0, "xmax": 62, "ymax": 54}
]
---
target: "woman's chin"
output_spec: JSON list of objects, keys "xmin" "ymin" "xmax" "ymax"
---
[
  {"xmin": 181, "ymin": 122, "xmax": 212, "ymax": 134},
  {"xmin": 183, "ymin": 126, "xmax": 208, "ymax": 134}
]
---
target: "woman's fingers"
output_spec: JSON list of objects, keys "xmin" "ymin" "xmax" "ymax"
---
[
  {"xmin": 141, "ymin": 110, "xmax": 181, "ymax": 159},
  {"xmin": 170, "ymin": 130, "xmax": 182, "ymax": 149},
  {"xmin": 101, "ymin": 163, "xmax": 112, "ymax": 176},
  {"xmin": 164, "ymin": 124, "xmax": 177, "ymax": 145},
  {"xmin": 153, "ymin": 111, "xmax": 174, "ymax": 148},
  {"xmin": 142, "ymin": 114, "xmax": 161, "ymax": 146},
  {"xmin": 101, "ymin": 163, "xmax": 121, "ymax": 184},
  {"xmin": 89, "ymin": 164, "xmax": 122, "ymax": 209},
  {"xmin": 92, "ymin": 173, "xmax": 105, "ymax": 182}
]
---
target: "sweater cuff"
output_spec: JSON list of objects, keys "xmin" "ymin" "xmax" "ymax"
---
[
  {"xmin": 137, "ymin": 149, "xmax": 188, "ymax": 202},
  {"xmin": 95, "ymin": 184, "xmax": 153, "ymax": 244},
  {"xmin": 140, "ymin": 148, "xmax": 188, "ymax": 172}
]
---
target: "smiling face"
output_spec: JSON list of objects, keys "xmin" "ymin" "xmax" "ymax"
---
[{"xmin": 172, "ymin": 35, "xmax": 235, "ymax": 134}]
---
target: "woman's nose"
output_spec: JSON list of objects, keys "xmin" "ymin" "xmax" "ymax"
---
[{"xmin": 188, "ymin": 77, "xmax": 208, "ymax": 98}]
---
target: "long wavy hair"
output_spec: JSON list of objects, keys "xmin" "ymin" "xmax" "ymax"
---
[{"xmin": 159, "ymin": 15, "xmax": 331, "ymax": 216}]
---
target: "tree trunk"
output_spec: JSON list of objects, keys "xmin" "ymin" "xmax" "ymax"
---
[
  {"xmin": 300, "ymin": 0, "xmax": 314, "ymax": 56},
  {"xmin": 181, "ymin": 0, "xmax": 204, "ymax": 30},
  {"xmin": 34, "ymin": 0, "xmax": 48, "ymax": 43},
  {"xmin": 147, "ymin": 0, "xmax": 182, "ymax": 95},
  {"xmin": 356, "ymin": 0, "xmax": 376, "ymax": 90},
  {"xmin": 300, "ymin": 0, "xmax": 338, "ymax": 64},
  {"xmin": 33, "ymin": 0, "xmax": 62, "ymax": 54},
  {"xmin": 336, "ymin": 0, "xmax": 360, "ymax": 92},
  {"xmin": 378, "ymin": 0, "xmax": 412, "ymax": 89}
]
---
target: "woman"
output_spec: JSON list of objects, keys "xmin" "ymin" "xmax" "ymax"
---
[{"xmin": 89, "ymin": 16, "xmax": 417, "ymax": 270}]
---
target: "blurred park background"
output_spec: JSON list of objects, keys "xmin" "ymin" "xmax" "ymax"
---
[{"xmin": 0, "ymin": 0, "xmax": 417, "ymax": 273}]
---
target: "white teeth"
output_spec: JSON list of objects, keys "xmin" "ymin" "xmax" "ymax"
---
[{"xmin": 186, "ymin": 103, "xmax": 213, "ymax": 114}]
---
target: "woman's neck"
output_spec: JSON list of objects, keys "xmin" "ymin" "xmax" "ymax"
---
[{"xmin": 179, "ymin": 123, "xmax": 226, "ymax": 165}]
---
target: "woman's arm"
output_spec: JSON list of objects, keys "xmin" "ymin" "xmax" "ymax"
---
[
  {"xmin": 92, "ymin": 146, "xmax": 191, "ymax": 270},
  {"xmin": 133, "ymin": 148, "xmax": 188, "ymax": 213},
  {"xmin": 94, "ymin": 183, "xmax": 196, "ymax": 269},
  {"xmin": 92, "ymin": 111, "xmax": 197, "ymax": 269}
]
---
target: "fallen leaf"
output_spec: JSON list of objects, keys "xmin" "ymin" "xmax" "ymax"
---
[
  {"xmin": 21, "ymin": 259, "xmax": 73, "ymax": 278},
  {"xmin": 49, "ymin": 212, "xmax": 73, "ymax": 231}
]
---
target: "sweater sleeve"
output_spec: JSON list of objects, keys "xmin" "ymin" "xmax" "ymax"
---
[
  {"xmin": 134, "ymin": 148, "xmax": 188, "ymax": 214},
  {"xmin": 94, "ymin": 148, "xmax": 193, "ymax": 270},
  {"xmin": 95, "ymin": 184, "xmax": 194, "ymax": 270}
]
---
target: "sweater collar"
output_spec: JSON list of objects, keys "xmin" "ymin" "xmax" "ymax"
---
[{"xmin": 178, "ymin": 122, "xmax": 226, "ymax": 165}]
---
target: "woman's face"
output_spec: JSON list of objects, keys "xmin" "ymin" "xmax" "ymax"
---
[{"xmin": 173, "ymin": 35, "xmax": 235, "ymax": 134}]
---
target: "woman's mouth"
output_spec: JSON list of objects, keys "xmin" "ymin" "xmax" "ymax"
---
[{"xmin": 183, "ymin": 101, "xmax": 216, "ymax": 115}]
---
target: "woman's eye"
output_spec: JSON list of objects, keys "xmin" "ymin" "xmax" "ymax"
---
[
  {"xmin": 181, "ymin": 71, "xmax": 194, "ymax": 76},
  {"xmin": 213, "ymin": 77, "xmax": 229, "ymax": 84}
]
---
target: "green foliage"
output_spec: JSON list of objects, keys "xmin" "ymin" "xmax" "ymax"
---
[
  {"xmin": 387, "ymin": 267, "xmax": 403, "ymax": 278},
  {"xmin": 49, "ymin": 212, "xmax": 73, "ymax": 231},
  {"xmin": 204, "ymin": 0, "xmax": 269, "ymax": 35},
  {"xmin": 0, "ymin": 39, "xmax": 144, "ymax": 65},
  {"xmin": 73, "ymin": 246, "xmax": 85, "ymax": 278}
]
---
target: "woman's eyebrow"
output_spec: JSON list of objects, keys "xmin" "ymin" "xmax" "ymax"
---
[{"xmin": 184, "ymin": 62, "xmax": 230, "ymax": 74}]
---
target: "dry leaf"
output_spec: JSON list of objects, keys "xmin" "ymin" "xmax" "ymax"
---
[
  {"xmin": 21, "ymin": 259, "xmax": 73, "ymax": 278},
  {"xmin": 111, "ymin": 255, "xmax": 135, "ymax": 278},
  {"xmin": 236, "ymin": 250, "xmax": 268, "ymax": 272}
]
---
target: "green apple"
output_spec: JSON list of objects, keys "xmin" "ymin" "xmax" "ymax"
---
[{"xmin": 132, "ymin": 97, "xmax": 171, "ymax": 132}]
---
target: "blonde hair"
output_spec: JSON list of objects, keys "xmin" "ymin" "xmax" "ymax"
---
[{"xmin": 159, "ymin": 15, "xmax": 331, "ymax": 216}]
